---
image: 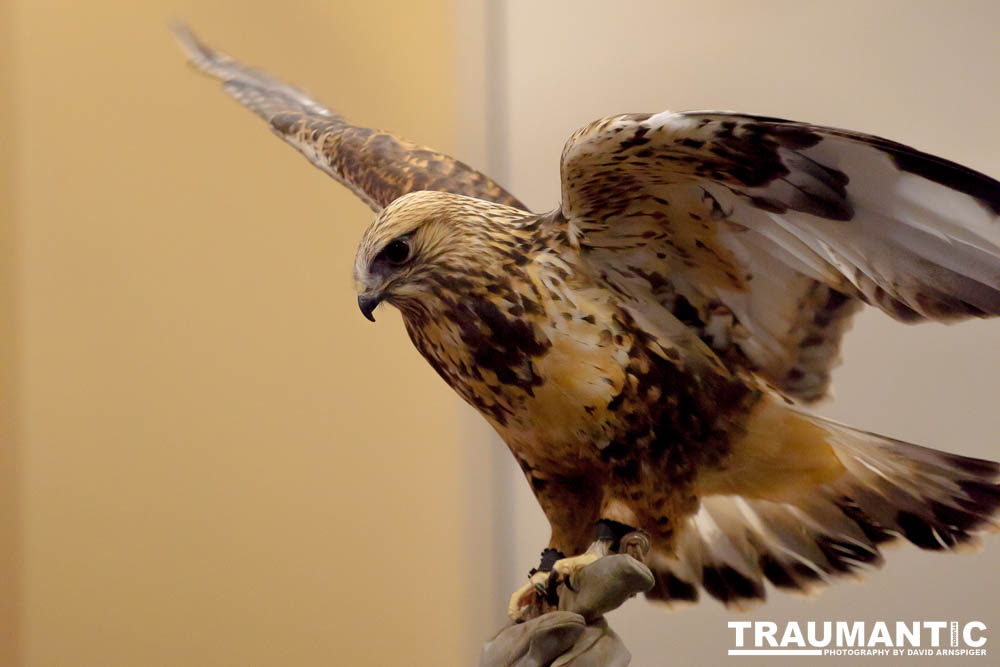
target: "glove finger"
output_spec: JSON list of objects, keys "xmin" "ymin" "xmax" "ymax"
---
[
  {"xmin": 551, "ymin": 621, "xmax": 631, "ymax": 667},
  {"xmin": 559, "ymin": 555, "xmax": 654, "ymax": 621},
  {"xmin": 479, "ymin": 612, "xmax": 585, "ymax": 667},
  {"xmin": 518, "ymin": 613, "xmax": 587, "ymax": 667}
]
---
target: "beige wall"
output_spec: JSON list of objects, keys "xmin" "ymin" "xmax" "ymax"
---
[
  {"xmin": 5, "ymin": 1, "xmax": 501, "ymax": 665},
  {"xmin": 2, "ymin": 0, "xmax": 21, "ymax": 662},
  {"xmin": 499, "ymin": 1, "xmax": 1000, "ymax": 664}
]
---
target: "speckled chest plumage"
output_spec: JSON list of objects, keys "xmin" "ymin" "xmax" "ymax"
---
[{"xmin": 399, "ymin": 217, "xmax": 759, "ymax": 553}]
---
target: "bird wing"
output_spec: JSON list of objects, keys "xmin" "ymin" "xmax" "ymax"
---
[
  {"xmin": 559, "ymin": 111, "xmax": 1000, "ymax": 400},
  {"xmin": 172, "ymin": 24, "xmax": 525, "ymax": 213}
]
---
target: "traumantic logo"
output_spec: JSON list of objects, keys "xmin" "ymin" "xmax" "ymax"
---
[{"xmin": 728, "ymin": 621, "xmax": 988, "ymax": 657}]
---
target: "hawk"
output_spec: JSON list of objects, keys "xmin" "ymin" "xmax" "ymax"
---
[{"xmin": 175, "ymin": 26, "xmax": 1000, "ymax": 617}]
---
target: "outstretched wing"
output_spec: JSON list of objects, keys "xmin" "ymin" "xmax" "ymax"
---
[
  {"xmin": 560, "ymin": 111, "xmax": 1000, "ymax": 400},
  {"xmin": 172, "ymin": 24, "xmax": 525, "ymax": 212}
]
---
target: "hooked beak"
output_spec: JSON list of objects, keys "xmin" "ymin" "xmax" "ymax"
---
[{"xmin": 357, "ymin": 293, "xmax": 383, "ymax": 322}]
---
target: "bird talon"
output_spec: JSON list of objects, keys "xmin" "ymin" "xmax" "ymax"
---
[
  {"xmin": 552, "ymin": 553, "xmax": 601, "ymax": 593},
  {"xmin": 545, "ymin": 569, "xmax": 561, "ymax": 603},
  {"xmin": 507, "ymin": 552, "xmax": 603, "ymax": 620},
  {"xmin": 508, "ymin": 569, "xmax": 553, "ymax": 621}
]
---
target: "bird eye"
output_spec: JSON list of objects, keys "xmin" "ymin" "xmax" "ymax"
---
[{"xmin": 383, "ymin": 238, "xmax": 411, "ymax": 265}]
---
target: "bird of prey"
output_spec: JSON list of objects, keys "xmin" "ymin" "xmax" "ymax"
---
[{"xmin": 175, "ymin": 26, "xmax": 1000, "ymax": 618}]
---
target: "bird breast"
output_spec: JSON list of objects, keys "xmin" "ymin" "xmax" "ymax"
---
[
  {"xmin": 403, "ymin": 262, "xmax": 638, "ymax": 474},
  {"xmin": 504, "ymin": 303, "xmax": 633, "ymax": 469}
]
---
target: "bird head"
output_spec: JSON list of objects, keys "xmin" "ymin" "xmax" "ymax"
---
[{"xmin": 353, "ymin": 190, "xmax": 531, "ymax": 322}]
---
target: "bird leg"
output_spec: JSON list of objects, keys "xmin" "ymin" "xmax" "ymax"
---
[{"xmin": 507, "ymin": 521, "xmax": 651, "ymax": 621}]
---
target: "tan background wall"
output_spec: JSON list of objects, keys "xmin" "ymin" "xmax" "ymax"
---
[
  {"xmin": 498, "ymin": 1, "xmax": 1000, "ymax": 665},
  {"xmin": 5, "ymin": 1, "xmax": 502, "ymax": 665},
  {"xmin": 2, "ymin": 0, "xmax": 21, "ymax": 661}
]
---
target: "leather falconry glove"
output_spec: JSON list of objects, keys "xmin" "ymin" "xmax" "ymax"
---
[{"xmin": 479, "ymin": 555, "xmax": 654, "ymax": 667}]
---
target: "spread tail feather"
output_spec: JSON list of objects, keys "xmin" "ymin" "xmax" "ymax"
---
[{"xmin": 646, "ymin": 407, "xmax": 1000, "ymax": 608}]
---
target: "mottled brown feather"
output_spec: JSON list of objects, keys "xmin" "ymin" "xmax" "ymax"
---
[{"xmin": 173, "ymin": 24, "xmax": 525, "ymax": 212}]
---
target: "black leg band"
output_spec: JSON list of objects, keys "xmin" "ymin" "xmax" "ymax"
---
[
  {"xmin": 535, "ymin": 547, "xmax": 564, "ymax": 573},
  {"xmin": 595, "ymin": 519, "xmax": 637, "ymax": 551}
]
